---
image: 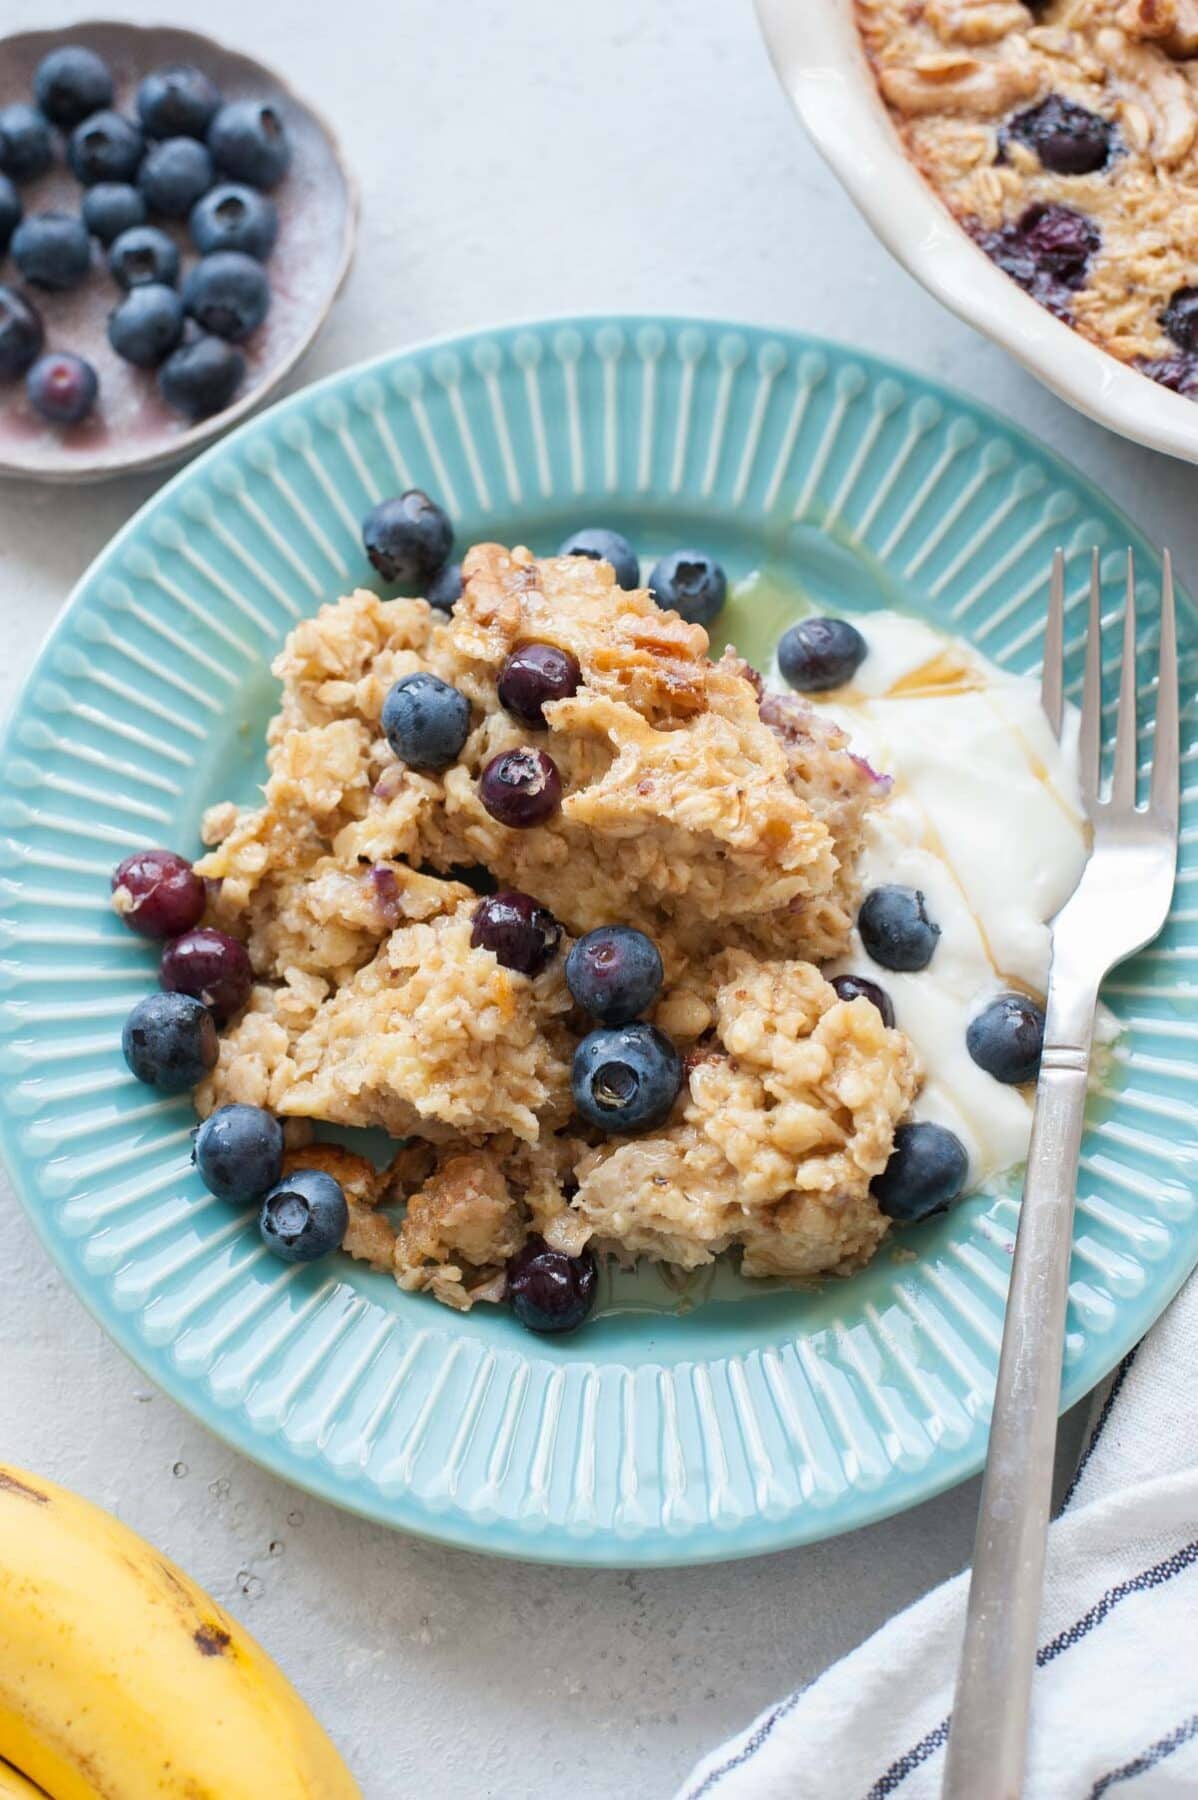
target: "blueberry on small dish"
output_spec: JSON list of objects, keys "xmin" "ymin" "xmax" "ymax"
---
[
  {"xmin": 12, "ymin": 213, "xmax": 92, "ymax": 292},
  {"xmin": 137, "ymin": 65, "xmax": 223, "ymax": 142},
  {"xmin": 69, "ymin": 109, "xmax": 145, "ymax": 185},
  {"xmin": 189, "ymin": 183, "xmax": 278, "ymax": 260},
  {"xmin": 34, "ymin": 45, "xmax": 115, "ymax": 130},
  {"xmin": 158, "ymin": 334, "xmax": 246, "ymax": 419},
  {"xmin": 0, "ymin": 287, "xmax": 44, "ymax": 381},
  {"xmin": 871, "ymin": 1121, "xmax": 968, "ymax": 1222},
  {"xmin": 572, "ymin": 1022, "xmax": 683, "ymax": 1135},
  {"xmin": 107, "ymin": 283, "xmax": 185, "ymax": 368},
  {"xmin": 139, "ymin": 136, "xmax": 215, "ymax": 219},
  {"xmin": 858, "ymin": 885, "xmax": 941, "ymax": 973},
  {"xmin": 648, "ymin": 550, "xmax": 727, "ymax": 627},
  {"xmin": 109, "ymin": 224, "xmax": 180, "ymax": 290},
  {"xmin": 362, "ymin": 490, "xmax": 454, "ymax": 586},
  {"xmin": 121, "ymin": 991, "xmax": 218, "ymax": 1093},
  {"xmin": 0, "ymin": 177, "xmax": 21, "ymax": 254},
  {"xmin": 193, "ymin": 1104, "xmax": 284, "ymax": 1205},
  {"xmin": 507, "ymin": 1238, "xmax": 597, "ymax": 1333},
  {"xmin": 27, "ymin": 353, "xmax": 98, "ymax": 426},
  {"xmin": 259, "ymin": 1169, "xmax": 348, "ymax": 1263},
  {"xmin": 777, "ymin": 617, "xmax": 867, "ymax": 692},
  {"xmin": 966, "ymin": 993, "xmax": 1046, "ymax": 1086},
  {"xmin": 182, "ymin": 250, "xmax": 270, "ymax": 341},
  {"xmin": 82, "ymin": 181, "xmax": 147, "ymax": 244},
  {"xmin": 0, "ymin": 103, "xmax": 53, "ymax": 182},
  {"xmin": 207, "ymin": 100, "xmax": 291, "ymax": 189},
  {"xmin": 558, "ymin": 526, "xmax": 639, "ymax": 591}
]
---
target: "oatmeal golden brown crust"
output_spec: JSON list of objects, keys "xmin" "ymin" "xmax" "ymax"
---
[
  {"xmin": 190, "ymin": 545, "xmax": 915, "ymax": 1310},
  {"xmin": 857, "ymin": 0, "xmax": 1198, "ymax": 375}
]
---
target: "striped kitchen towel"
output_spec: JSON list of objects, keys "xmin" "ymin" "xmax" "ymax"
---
[{"xmin": 676, "ymin": 1273, "xmax": 1198, "ymax": 1799}]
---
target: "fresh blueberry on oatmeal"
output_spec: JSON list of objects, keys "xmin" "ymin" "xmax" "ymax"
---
[
  {"xmin": 122, "ymin": 992, "xmax": 218, "ymax": 1092},
  {"xmin": 858, "ymin": 885, "xmax": 940, "ymax": 973},
  {"xmin": 111, "ymin": 848, "xmax": 205, "ymax": 939},
  {"xmin": 778, "ymin": 617, "xmax": 867, "ymax": 692},
  {"xmin": 259, "ymin": 1169, "xmax": 348, "ymax": 1262},
  {"xmin": 566, "ymin": 926, "xmax": 664, "ymax": 1025},
  {"xmin": 967, "ymin": 994, "xmax": 1046, "ymax": 1087},
  {"xmin": 160, "ymin": 927, "xmax": 253, "ymax": 1025},
  {"xmin": 471, "ymin": 890, "xmax": 562, "ymax": 976},
  {"xmin": 497, "ymin": 642, "xmax": 581, "ymax": 728},
  {"xmin": 193, "ymin": 1104, "xmax": 284, "ymax": 1204},
  {"xmin": 381, "ymin": 671, "xmax": 471, "ymax": 772},
  {"xmin": 558, "ymin": 526, "xmax": 639, "ymax": 590},
  {"xmin": 1000, "ymin": 96, "xmax": 1115, "ymax": 177},
  {"xmin": 362, "ymin": 490, "xmax": 454, "ymax": 586},
  {"xmin": 507, "ymin": 1237, "xmax": 597, "ymax": 1333},
  {"xmin": 479, "ymin": 747, "xmax": 562, "ymax": 828},
  {"xmin": 831, "ymin": 973, "xmax": 896, "ymax": 1028},
  {"xmin": 871, "ymin": 1121, "xmax": 968, "ymax": 1222},
  {"xmin": 572, "ymin": 1022, "xmax": 683, "ymax": 1134},
  {"xmin": 648, "ymin": 550, "xmax": 727, "ymax": 627}
]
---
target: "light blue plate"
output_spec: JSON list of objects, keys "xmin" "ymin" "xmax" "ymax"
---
[{"xmin": 1, "ymin": 317, "xmax": 1195, "ymax": 1566}]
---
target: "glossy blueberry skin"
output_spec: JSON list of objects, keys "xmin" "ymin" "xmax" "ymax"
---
[
  {"xmin": 107, "ymin": 283, "xmax": 184, "ymax": 368},
  {"xmin": 12, "ymin": 213, "xmax": 91, "ymax": 292},
  {"xmin": 0, "ymin": 286, "xmax": 43, "ymax": 380},
  {"xmin": 648, "ymin": 550, "xmax": 727, "ymax": 627},
  {"xmin": 471, "ymin": 890, "xmax": 562, "ymax": 976},
  {"xmin": 858, "ymin": 885, "xmax": 941, "ymax": 973},
  {"xmin": 507, "ymin": 1237, "xmax": 598, "ymax": 1334},
  {"xmin": 0, "ymin": 176, "xmax": 21, "ymax": 253},
  {"xmin": 425, "ymin": 560, "xmax": 463, "ymax": 612},
  {"xmin": 193, "ymin": 1104, "xmax": 284, "ymax": 1204},
  {"xmin": 1001, "ymin": 95, "xmax": 1114, "ymax": 176},
  {"xmin": 111, "ymin": 848, "xmax": 205, "ymax": 939},
  {"xmin": 362, "ymin": 490, "xmax": 454, "ymax": 586},
  {"xmin": 108, "ymin": 224, "xmax": 180, "ymax": 290},
  {"xmin": 69, "ymin": 109, "xmax": 145, "ymax": 185},
  {"xmin": 259, "ymin": 1169, "xmax": 348, "ymax": 1263},
  {"xmin": 573, "ymin": 1022, "xmax": 683, "ymax": 1135},
  {"xmin": 497, "ymin": 642, "xmax": 581, "ymax": 728},
  {"xmin": 139, "ymin": 136, "xmax": 215, "ymax": 219},
  {"xmin": 381, "ymin": 672, "xmax": 471, "ymax": 772},
  {"xmin": 158, "ymin": 334, "xmax": 245, "ymax": 419},
  {"xmin": 558, "ymin": 526, "xmax": 639, "ymax": 591},
  {"xmin": 966, "ymin": 993, "xmax": 1046, "ymax": 1086},
  {"xmin": 189, "ymin": 183, "xmax": 277, "ymax": 260},
  {"xmin": 182, "ymin": 250, "xmax": 270, "ymax": 341},
  {"xmin": 82, "ymin": 181, "xmax": 147, "ymax": 244},
  {"xmin": 34, "ymin": 45, "xmax": 114, "ymax": 129},
  {"xmin": 0, "ymin": 104, "xmax": 53, "ymax": 182},
  {"xmin": 778, "ymin": 617, "xmax": 868, "ymax": 692},
  {"xmin": 830, "ymin": 973, "xmax": 896, "ymax": 1028},
  {"xmin": 479, "ymin": 748, "xmax": 562, "ymax": 828},
  {"xmin": 160, "ymin": 926, "xmax": 253, "ymax": 1024},
  {"xmin": 137, "ymin": 65, "xmax": 222, "ymax": 141},
  {"xmin": 207, "ymin": 100, "xmax": 291, "ymax": 189},
  {"xmin": 870, "ymin": 1121, "xmax": 969, "ymax": 1222},
  {"xmin": 122, "ymin": 991, "xmax": 218, "ymax": 1093},
  {"xmin": 566, "ymin": 926, "xmax": 664, "ymax": 1025},
  {"xmin": 26, "ymin": 353, "xmax": 98, "ymax": 426}
]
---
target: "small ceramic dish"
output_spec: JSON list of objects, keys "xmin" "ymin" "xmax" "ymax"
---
[
  {"xmin": 754, "ymin": 0, "xmax": 1198, "ymax": 466},
  {"xmin": 0, "ymin": 20, "xmax": 356, "ymax": 483}
]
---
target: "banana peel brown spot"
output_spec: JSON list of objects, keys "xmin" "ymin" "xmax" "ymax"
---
[
  {"xmin": 0, "ymin": 1472, "xmax": 49, "ymax": 1506},
  {"xmin": 193, "ymin": 1623, "xmax": 231, "ymax": 1657}
]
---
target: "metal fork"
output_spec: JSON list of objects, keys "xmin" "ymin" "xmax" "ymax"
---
[{"xmin": 942, "ymin": 548, "xmax": 1180, "ymax": 1800}]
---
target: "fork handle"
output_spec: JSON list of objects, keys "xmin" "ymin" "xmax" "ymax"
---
[{"xmin": 942, "ymin": 975, "xmax": 1099, "ymax": 1800}]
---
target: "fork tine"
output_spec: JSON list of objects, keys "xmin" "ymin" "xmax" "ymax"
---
[
  {"xmin": 1079, "ymin": 547, "xmax": 1103, "ymax": 804},
  {"xmin": 1112, "ymin": 548, "xmax": 1139, "ymax": 808},
  {"xmin": 1151, "ymin": 549, "xmax": 1180, "ymax": 827},
  {"xmin": 1041, "ymin": 548, "xmax": 1065, "ymax": 739}
]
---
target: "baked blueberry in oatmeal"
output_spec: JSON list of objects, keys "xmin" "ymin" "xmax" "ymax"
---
[{"xmin": 856, "ymin": 0, "xmax": 1198, "ymax": 396}]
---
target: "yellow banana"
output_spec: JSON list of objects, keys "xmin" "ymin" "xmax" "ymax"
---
[
  {"xmin": 0, "ymin": 1466, "xmax": 360, "ymax": 1800},
  {"xmin": 0, "ymin": 1759, "xmax": 46, "ymax": 1798}
]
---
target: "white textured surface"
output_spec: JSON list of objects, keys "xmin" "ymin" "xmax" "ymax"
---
[{"xmin": 2, "ymin": 0, "xmax": 1190, "ymax": 1792}]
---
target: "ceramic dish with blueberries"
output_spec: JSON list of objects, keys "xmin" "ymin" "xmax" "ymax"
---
[{"xmin": 0, "ymin": 22, "xmax": 354, "ymax": 480}]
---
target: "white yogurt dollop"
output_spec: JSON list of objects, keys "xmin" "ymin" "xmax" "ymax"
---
[{"xmin": 774, "ymin": 610, "xmax": 1089, "ymax": 1186}]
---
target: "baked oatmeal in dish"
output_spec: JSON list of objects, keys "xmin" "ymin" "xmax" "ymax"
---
[{"xmin": 856, "ymin": 0, "xmax": 1198, "ymax": 396}]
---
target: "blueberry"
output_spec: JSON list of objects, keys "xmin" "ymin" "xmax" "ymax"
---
[
  {"xmin": 189, "ymin": 182, "xmax": 277, "ymax": 260},
  {"xmin": 158, "ymin": 333, "xmax": 245, "ymax": 419},
  {"xmin": 137, "ymin": 65, "xmax": 223, "ymax": 141},
  {"xmin": 566, "ymin": 926, "xmax": 664, "ymax": 1024},
  {"xmin": 34, "ymin": 46, "xmax": 114, "ymax": 129},
  {"xmin": 1138, "ymin": 353, "xmax": 1198, "ymax": 398},
  {"xmin": 139, "ymin": 136, "xmax": 215, "ymax": 219},
  {"xmin": 858, "ymin": 886, "xmax": 941, "ymax": 973},
  {"xmin": 507, "ymin": 1237, "xmax": 597, "ymax": 1333},
  {"xmin": 648, "ymin": 550, "xmax": 727, "ymax": 627},
  {"xmin": 107, "ymin": 283, "xmax": 184, "ymax": 368},
  {"xmin": 12, "ymin": 213, "xmax": 91, "ymax": 292},
  {"xmin": 122, "ymin": 991, "xmax": 218, "ymax": 1093},
  {"xmin": 259, "ymin": 1168, "xmax": 348, "ymax": 1263},
  {"xmin": 497, "ymin": 642, "xmax": 581, "ymax": 728},
  {"xmin": 572, "ymin": 1022, "xmax": 683, "ymax": 1135},
  {"xmin": 108, "ymin": 224, "xmax": 180, "ymax": 289},
  {"xmin": 425, "ymin": 560, "xmax": 463, "ymax": 612},
  {"xmin": 558, "ymin": 527, "xmax": 639, "ymax": 591},
  {"xmin": 871, "ymin": 1121, "xmax": 968, "ymax": 1222},
  {"xmin": 193, "ymin": 1104, "xmax": 284, "ymax": 1204},
  {"xmin": 977, "ymin": 204, "xmax": 1098, "ymax": 319},
  {"xmin": 182, "ymin": 250, "xmax": 270, "ymax": 341},
  {"xmin": 362, "ymin": 490, "xmax": 454, "ymax": 586},
  {"xmin": 160, "ymin": 926, "xmax": 253, "ymax": 1024},
  {"xmin": 26, "ymin": 353, "xmax": 98, "ymax": 426},
  {"xmin": 381, "ymin": 672, "xmax": 471, "ymax": 771},
  {"xmin": 831, "ymin": 973, "xmax": 896, "ymax": 1028},
  {"xmin": 479, "ymin": 748, "xmax": 562, "ymax": 828},
  {"xmin": 1161, "ymin": 286, "xmax": 1198, "ymax": 354},
  {"xmin": 0, "ymin": 286, "xmax": 43, "ymax": 380},
  {"xmin": 82, "ymin": 181, "xmax": 147, "ymax": 244},
  {"xmin": 207, "ymin": 100, "xmax": 291, "ymax": 189},
  {"xmin": 1001, "ymin": 96, "xmax": 1114, "ymax": 176},
  {"xmin": 966, "ymin": 993, "xmax": 1045, "ymax": 1086},
  {"xmin": 69, "ymin": 110, "xmax": 145, "ymax": 185},
  {"xmin": 0, "ymin": 177, "xmax": 20, "ymax": 253},
  {"xmin": 0, "ymin": 104, "xmax": 53, "ymax": 182},
  {"xmin": 778, "ymin": 617, "xmax": 867, "ymax": 692},
  {"xmin": 471, "ymin": 890, "xmax": 562, "ymax": 976},
  {"xmin": 112, "ymin": 848, "xmax": 206, "ymax": 939}
]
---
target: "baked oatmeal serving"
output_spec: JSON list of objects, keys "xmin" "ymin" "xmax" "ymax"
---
[
  {"xmin": 111, "ymin": 493, "xmax": 1086, "ymax": 1334},
  {"xmin": 856, "ymin": 0, "xmax": 1198, "ymax": 397}
]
